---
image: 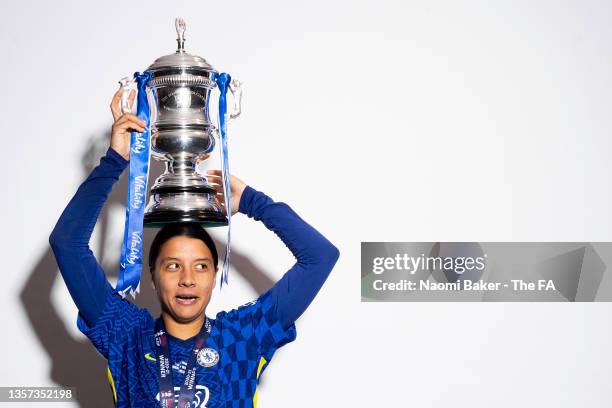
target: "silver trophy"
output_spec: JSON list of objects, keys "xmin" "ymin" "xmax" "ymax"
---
[{"xmin": 120, "ymin": 17, "xmax": 242, "ymax": 227}]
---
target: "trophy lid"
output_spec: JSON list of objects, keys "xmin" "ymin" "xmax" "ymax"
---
[{"xmin": 146, "ymin": 18, "xmax": 216, "ymax": 72}]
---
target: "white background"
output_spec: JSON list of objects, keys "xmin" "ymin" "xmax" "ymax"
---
[{"xmin": 2, "ymin": 0, "xmax": 612, "ymax": 406}]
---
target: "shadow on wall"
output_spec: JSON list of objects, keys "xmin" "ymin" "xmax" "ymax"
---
[{"xmin": 20, "ymin": 133, "xmax": 275, "ymax": 407}]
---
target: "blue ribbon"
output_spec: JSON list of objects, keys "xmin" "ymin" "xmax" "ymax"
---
[
  {"xmin": 116, "ymin": 71, "xmax": 152, "ymax": 299},
  {"xmin": 214, "ymin": 72, "xmax": 232, "ymax": 289},
  {"xmin": 154, "ymin": 317, "xmax": 212, "ymax": 407}
]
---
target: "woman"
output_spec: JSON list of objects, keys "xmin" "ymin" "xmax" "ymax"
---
[{"xmin": 49, "ymin": 87, "xmax": 340, "ymax": 407}]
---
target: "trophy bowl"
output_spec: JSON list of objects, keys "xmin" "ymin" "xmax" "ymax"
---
[{"xmin": 122, "ymin": 18, "xmax": 242, "ymax": 228}]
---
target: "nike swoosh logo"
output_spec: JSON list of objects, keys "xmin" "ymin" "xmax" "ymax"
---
[{"xmin": 145, "ymin": 353, "xmax": 156, "ymax": 361}]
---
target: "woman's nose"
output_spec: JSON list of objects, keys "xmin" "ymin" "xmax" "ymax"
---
[{"xmin": 179, "ymin": 269, "xmax": 196, "ymax": 286}]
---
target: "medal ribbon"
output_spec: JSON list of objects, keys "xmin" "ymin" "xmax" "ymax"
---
[
  {"xmin": 116, "ymin": 71, "xmax": 152, "ymax": 299},
  {"xmin": 154, "ymin": 317, "xmax": 212, "ymax": 408}
]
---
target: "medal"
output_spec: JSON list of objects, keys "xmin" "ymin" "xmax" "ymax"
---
[{"xmin": 154, "ymin": 317, "xmax": 213, "ymax": 408}]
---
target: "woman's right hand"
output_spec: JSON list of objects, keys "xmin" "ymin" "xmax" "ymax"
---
[{"xmin": 109, "ymin": 86, "xmax": 146, "ymax": 160}]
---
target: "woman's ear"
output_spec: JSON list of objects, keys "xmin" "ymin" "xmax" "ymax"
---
[{"xmin": 150, "ymin": 269, "xmax": 156, "ymax": 290}]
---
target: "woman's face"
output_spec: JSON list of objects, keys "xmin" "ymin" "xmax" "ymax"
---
[{"xmin": 150, "ymin": 236, "xmax": 217, "ymax": 324}]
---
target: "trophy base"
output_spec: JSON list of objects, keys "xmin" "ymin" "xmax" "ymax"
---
[
  {"xmin": 144, "ymin": 209, "xmax": 228, "ymax": 228},
  {"xmin": 143, "ymin": 184, "xmax": 227, "ymax": 228}
]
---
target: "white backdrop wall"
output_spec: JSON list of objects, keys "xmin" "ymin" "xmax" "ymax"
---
[{"xmin": 2, "ymin": 0, "xmax": 612, "ymax": 406}]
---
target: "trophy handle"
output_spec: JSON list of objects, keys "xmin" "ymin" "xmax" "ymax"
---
[
  {"xmin": 228, "ymin": 79, "xmax": 242, "ymax": 120},
  {"xmin": 119, "ymin": 76, "xmax": 138, "ymax": 114}
]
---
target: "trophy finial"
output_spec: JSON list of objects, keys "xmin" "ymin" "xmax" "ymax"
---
[{"xmin": 175, "ymin": 17, "xmax": 186, "ymax": 52}]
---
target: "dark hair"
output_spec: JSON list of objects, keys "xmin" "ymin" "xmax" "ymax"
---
[{"xmin": 148, "ymin": 223, "xmax": 219, "ymax": 273}]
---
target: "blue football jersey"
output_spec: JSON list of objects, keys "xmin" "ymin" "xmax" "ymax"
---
[{"xmin": 76, "ymin": 288, "xmax": 297, "ymax": 407}]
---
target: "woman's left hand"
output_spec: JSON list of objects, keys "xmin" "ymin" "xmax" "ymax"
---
[{"xmin": 204, "ymin": 167, "xmax": 247, "ymax": 216}]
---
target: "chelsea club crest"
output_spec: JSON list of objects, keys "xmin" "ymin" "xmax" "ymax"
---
[{"xmin": 197, "ymin": 348, "xmax": 219, "ymax": 368}]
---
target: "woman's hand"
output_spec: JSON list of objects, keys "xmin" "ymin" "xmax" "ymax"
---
[
  {"xmin": 205, "ymin": 169, "xmax": 247, "ymax": 216},
  {"xmin": 109, "ymin": 86, "xmax": 146, "ymax": 160}
]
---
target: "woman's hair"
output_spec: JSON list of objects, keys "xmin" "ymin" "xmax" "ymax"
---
[{"xmin": 148, "ymin": 223, "xmax": 219, "ymax": 273}]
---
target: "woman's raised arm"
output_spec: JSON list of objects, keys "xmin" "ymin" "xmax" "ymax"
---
[
  {"xmin": 236, "ymin": 185, "xmax": 340, "ymax": 329},
  {"xmin": 49, "ymin": 148, "xmax": 128, "ymax": 327},
  {"xmin": 49, "ymin": 86, "xmax": 145, "ymax": 328},
  {"xmin": 205, "ymin": 169, "xmax": 340, "ymax": 330}
]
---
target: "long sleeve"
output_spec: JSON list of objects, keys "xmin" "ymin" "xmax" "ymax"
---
[
  {"xmin": 49, "ymin": 147, "xmax": 128, "ymax": 328},
  {"xmin": 238, "ymin": 185, "xmax": 340, "ymax": 330}
]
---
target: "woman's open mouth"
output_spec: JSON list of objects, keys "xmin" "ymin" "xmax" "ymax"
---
[{"xmin": 175, "ymin": 295, "xmax": 199, "ymax": 305}]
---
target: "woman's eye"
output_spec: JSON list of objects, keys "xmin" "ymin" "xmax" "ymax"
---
[
  {"xmin": 166, "ymin": 263, "xmax": 179, "ymax": 270},
  {"xmin": 195, "ymin": 263, "xmax": 208, "ymax": 270}
]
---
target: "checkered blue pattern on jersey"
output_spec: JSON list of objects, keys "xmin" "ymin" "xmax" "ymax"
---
[{"xmin": 77, "ymin": 287, "xmax": 297, "ymax": 407}]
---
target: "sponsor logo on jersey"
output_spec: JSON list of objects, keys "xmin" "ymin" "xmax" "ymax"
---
[
  {"xmin": 155, "ymin": 385, "xmax": 210, "ymax": 407},
  {"xmin": 197, "ymin": 348, "xmax": 219, "ymax": 368}
]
